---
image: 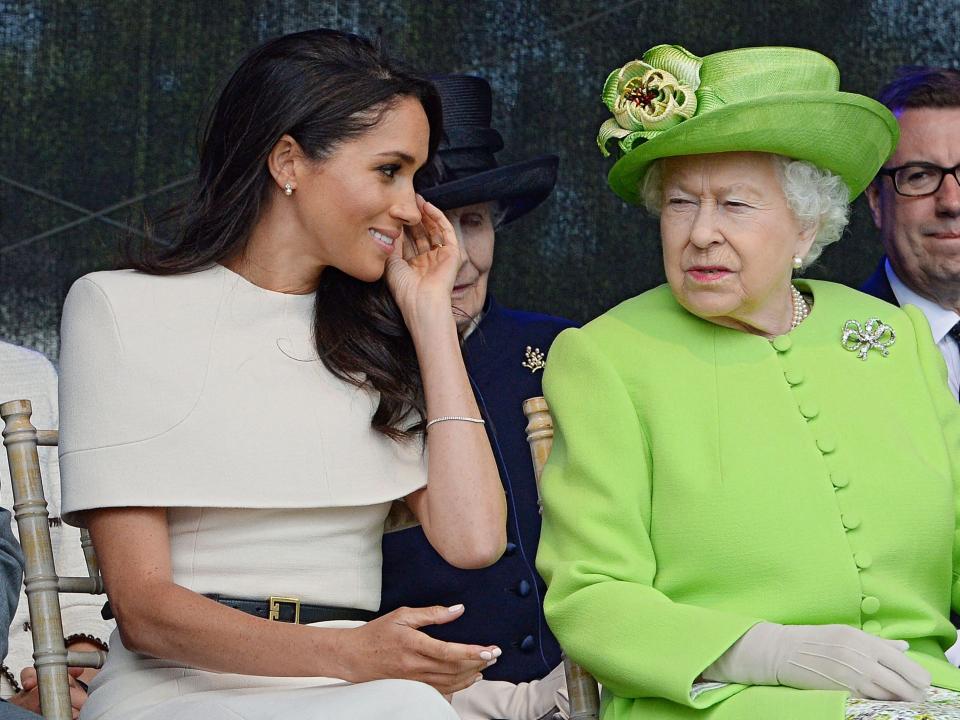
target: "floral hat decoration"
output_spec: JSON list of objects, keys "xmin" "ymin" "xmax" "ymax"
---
[{"xmin": 598, "ymin": 45, "xmax": 899, "ymax": 205}]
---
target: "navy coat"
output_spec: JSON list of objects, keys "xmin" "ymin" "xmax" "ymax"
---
[{"xmin": 379, "ymin": 295, "xmax": 577, "ymax": 683}]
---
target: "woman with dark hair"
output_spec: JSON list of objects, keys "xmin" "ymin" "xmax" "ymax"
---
[{"xmin": 56, "ymin": 28, "xmax": 506, "ymax": 720}]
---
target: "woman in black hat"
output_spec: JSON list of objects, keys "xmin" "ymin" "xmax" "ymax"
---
[{"xmin": 380, "ymin": 75, "xmax": 576, "ymax": 720}]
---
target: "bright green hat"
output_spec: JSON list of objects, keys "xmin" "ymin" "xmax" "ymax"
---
[{"xmin": 598, "ymin": 45, "xmax": 899, "ymax": 204}]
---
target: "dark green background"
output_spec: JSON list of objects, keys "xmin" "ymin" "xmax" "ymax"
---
[{"xmin": 2, "ymin": 0, "xmax": 959, "ymax": 360}]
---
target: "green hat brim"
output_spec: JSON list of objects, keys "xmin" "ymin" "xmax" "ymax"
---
[{"xmin": 607, "ymin": 91, "xmax": 899, "ymax": 205}]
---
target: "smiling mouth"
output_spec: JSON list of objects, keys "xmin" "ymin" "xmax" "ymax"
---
[{"xmin": 368, "ymin": 228, "xmax": 396, "ymax": 247}]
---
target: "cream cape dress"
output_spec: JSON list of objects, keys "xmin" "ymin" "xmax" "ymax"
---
[{"xmin": 58, "ymin": 265, "xmax": 457, "ymax": 720}]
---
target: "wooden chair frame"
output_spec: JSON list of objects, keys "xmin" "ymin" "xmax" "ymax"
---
[
  {"xmin": 523, "ymin": 396, "xmax": 601, "ymax": 720},
  {"xmin": 1, "ymin": 399, "xmax": 106, "ymax": 720}
]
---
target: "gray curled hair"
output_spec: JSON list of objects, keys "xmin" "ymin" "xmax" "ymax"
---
[{"xmin": 640, "ymin": 154, "xmax": 850, "ymax": 271}]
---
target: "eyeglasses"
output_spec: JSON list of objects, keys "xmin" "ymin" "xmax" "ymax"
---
[{"xmin": 877, "ymin": 162, "xmax": 960, "ymax": 197}]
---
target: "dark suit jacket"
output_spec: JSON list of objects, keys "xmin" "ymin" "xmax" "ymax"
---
[
  {"xmin": 860, "ymin": 257, "xmax": 898, "ymax": 306},
  {"xmin": 379, "ymin": 295, "xmax": 576, "ymax": 683}
]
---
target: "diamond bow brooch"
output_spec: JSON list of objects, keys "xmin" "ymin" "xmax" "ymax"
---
[{"xmin": 841, "ymin": 318, "xmax": 896, "ymax": 360}]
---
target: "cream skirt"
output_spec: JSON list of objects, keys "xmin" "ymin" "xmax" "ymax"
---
[{"xmin": 79, "ymin": 627, "xmax": 458, "ymax": 720}]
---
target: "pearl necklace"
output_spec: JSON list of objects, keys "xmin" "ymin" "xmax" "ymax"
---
[{"xmin": 790, "ymin": 284, "xmax": 809, "ymax": 329}]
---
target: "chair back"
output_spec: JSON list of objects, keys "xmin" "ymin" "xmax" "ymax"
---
[
  {"xmin": 523, "ymin": 396, "xmax": 601, "ymax": 720},
  {"xmin": 1, "ymin": 399, "xmax": 106, "ymax": 720},
  {"xmin": 383, "ymin": 499, "xmax": 419, "ymax": 534}
]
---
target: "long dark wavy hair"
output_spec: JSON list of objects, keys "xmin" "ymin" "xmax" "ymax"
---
[{"xmin": 129, "ymin": 29, "xmax": 442, "ymax": 441}]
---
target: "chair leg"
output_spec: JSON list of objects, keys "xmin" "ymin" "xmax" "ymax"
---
[
  {"xmin": 563, "ymin": 654, "xmax": 601, "ymax": 720},
  {"xmin": 1, "ymin": 401, "xmax": 72, "ymax": 720}
]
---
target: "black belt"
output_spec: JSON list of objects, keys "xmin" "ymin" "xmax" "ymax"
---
[
  {"xmin": 207, "ymin": 594, "xmax": 376, "ymax": 624},
  {"xmin": 102, "ymin": 595, "xmax": 375, "ymax": 625}
]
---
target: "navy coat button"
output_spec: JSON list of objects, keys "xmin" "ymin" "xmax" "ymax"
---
[
  {"xmin": 520, "ymin": 635, "xmax": 536, "ymax": 652},
  {"xmin": 505, "ymin": 542, "xmax": 518, "ymax": 556},
  {"xmin": 517, "ymin": 580, "xmax": 531, "ymax": 597}
]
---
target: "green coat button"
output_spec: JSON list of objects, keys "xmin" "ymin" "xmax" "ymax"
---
[
  {"xmin": 800, "ymin": 401, "xmax": 819, "ymax": 419},
  {"xmin": 817, "ymin": 436, "xmax": 836, "ymax": 453},
  {"xmin": 863, "ymin": 620, "xmax": 882, "ymax": 634},
  {"xmin": 831, "ymin": 473, "xmax": 849, "ymax": 489},
  {"xmin": 855, "ymin": 552, "xmax": 873, "ymax": 569},
  {"xmin": 842, "ymin": 512, "xmax": 861, "ymax": 530},
  {"xmin": 861, "ymin": 596, "xmax": 880, "ymax": 615},
  {"xmin": 772, "ymin": 336, "xmax": 793, "ymax": 352},
  {"xmin": 784, "ymin": 369, "xmax": 804, "ymax": 385}
]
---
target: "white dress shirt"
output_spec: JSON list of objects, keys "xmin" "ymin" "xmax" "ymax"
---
[{"xmin": 886, "ymin": 259, "xmax": 960, "ymax": 398}]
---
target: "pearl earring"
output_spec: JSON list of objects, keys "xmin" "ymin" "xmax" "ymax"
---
[
  {"xmin": 283, "ymin": 182, "xmax": 294, "ymax": 196},
  {"xmin": 792, "ymin": 255, "xmax": 803, "ymax": 270}
]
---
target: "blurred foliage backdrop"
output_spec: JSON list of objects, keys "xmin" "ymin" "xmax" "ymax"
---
[{"xmin": 1, "ymin": 0, "xmax": 959, "ymax": 359}]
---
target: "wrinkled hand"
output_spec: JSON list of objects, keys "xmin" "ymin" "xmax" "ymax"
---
[
  {"xmin": 451, "ymin": 660, "xmax": 568, "ymax": 720},
  {"xmin": 703, "ymin": 622, "xmax": 931, "ymax": 701},
  {"xmin": 11, "ymin": 666, "xmax": 87, "ymax": 719},
  {"xmin": 384, "ymin": 195, "xmax": 461, "ymax": 329},
  {"xmin": 333, "ymin": 604, "xmax": 500, "ymax": 695}
]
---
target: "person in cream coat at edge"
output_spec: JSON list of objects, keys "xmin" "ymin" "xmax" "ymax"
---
[
  {"xmin": 0, "ymin": 341, "xmax": 114, "ymax": 717},
  {"xmin": 55, "ymin": 29, "xmax": 507, "ymax": 720},
  {"xmin": 535, "ymin": 44, "xmax": 960, "ymax": 720}
]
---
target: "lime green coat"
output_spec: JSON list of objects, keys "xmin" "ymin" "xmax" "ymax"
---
[{"xmin": 536, "ymin": 280, "xmax": 960, "ymax": 720}]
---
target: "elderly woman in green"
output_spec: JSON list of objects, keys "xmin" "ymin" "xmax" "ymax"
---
[{"xmin": 536, "ymin": 45, "xmax": 960, "ymax": 720}]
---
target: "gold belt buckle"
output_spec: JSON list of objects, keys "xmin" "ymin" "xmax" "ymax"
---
[{"xmin": 268, "ymin": 596, "xmax": 300, "ymax": 623}]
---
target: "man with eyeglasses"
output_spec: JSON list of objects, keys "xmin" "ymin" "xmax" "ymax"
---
[
  {"xmin": 863, "ymin": 66, "xmax": 960, "ymax": 400},
  {"xmin": 863, "ymin": 67, "xmax": 960, "ymax": 670}
]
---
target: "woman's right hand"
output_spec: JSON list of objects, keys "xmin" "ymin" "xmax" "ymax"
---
[
  {"xmin": 384, "ymin": 195, "xmax": 461, "ymax": 333},
  {"xmin": 703, "ymin": 622, "xmax": 931, "ymax": 701},
  {"xmin": 333, "ymin": 604, "xmax": 500, "ymax": 694}
]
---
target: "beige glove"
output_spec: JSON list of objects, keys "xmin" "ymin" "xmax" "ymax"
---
[
  {"xmin": 703, "ymin": 622, "xmax": 930, "ymax": 701},
  {"xmin": 451, "ymin": 662, "xmax": 567, "ymax": 720}
]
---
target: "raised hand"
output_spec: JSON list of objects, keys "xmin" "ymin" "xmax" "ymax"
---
[
  {"xmin": 332, "ymin": 604, "xmax": 500, "ymax": 695},
  {"xmin": 384, "ymin": 195, "xmax": 461, "ymax": 330}
]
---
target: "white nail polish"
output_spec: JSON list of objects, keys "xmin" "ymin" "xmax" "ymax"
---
[
  {"xmin": 491, "ymin": 647, "xmax": 502, "ymax": 658},
  {"xmin": 480, "ymin": 650, "xmax": 492, "ymax": 661},
  {"xmin": 447, "ymin": 604, "xmax": 464, "ymax": 613}
]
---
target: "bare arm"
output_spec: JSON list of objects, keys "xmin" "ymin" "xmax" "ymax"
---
[
  {"xmin": 387, "ymin": 197, "xmax": 507, "ymax": 569},
  {"xmin": 87, "ymin": 507, "xmax": 496, "ymax": 692}
]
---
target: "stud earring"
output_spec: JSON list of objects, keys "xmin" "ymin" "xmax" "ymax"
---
[
  {"xmin": 792, "ymin": 255, "xmax": 803, "ymax": 270},
  {"xmin": 283, "ymin": 182, "xmax": 294, "ymax": 196}
]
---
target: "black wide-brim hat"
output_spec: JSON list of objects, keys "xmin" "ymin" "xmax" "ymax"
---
[{"xmin": 417, "ymin": 75, "xmax": 559, "ymax": 225}]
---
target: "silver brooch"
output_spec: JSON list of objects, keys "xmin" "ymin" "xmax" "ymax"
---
[
  {"xmin": 841, "ymin": 318, "xmax": 896, "ymax": 360},
  {"xmin": 522, "ymin": 346, "xmax": 546, "ymax": 373}
]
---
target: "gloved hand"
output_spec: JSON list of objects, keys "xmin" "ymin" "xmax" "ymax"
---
[
  {"xmin": 702, "ymin": 622, "xmax": 931, "ymax": 701},
  {"xmin": 451, "ymin": 662, "xmax": 567, "ymax": 720}
]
